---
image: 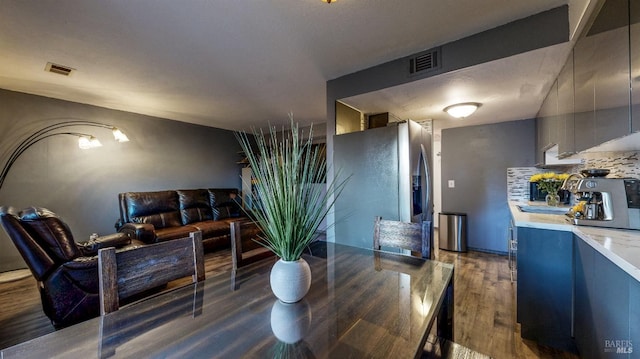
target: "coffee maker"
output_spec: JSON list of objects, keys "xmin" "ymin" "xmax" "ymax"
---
[{"xmin": 565, "ymin": 177, "xmax": 640, "ymax": 230}]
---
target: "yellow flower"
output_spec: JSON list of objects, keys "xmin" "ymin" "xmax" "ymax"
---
[
  {"xmin": 572, "ymin": 201, "xmax": 586, "ymax": 214},
  {"xmin": 532, "ymin": 172, "xmax": 570, "ymax": 194},
  {"xmin": 529, "ymin": 174, "xmax": 543, "ymax": 182}
]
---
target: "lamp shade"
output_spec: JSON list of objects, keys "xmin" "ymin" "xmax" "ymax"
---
[
  {"xmin": 443, "ymin": 102, "xmax": 480, "ymax": 118},
  {"xmin": 78, "ymin": 136, "xmax": 103, "ymax": 149},
  {"xmin": 112, "ymin": 127, "xmax": 129, "ymax": 142}
]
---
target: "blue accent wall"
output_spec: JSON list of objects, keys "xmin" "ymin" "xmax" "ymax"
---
[{"xmin": 441, "ymin": 120, "xmax": 535, "ymax": 253}]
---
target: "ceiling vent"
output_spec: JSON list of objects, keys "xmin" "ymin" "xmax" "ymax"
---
[
  {"xmin": 45, "ymin": 62, "xmax": 75, "ymax": 76},
  {"xmin": 409, "ymin": 48, "xmax": 441, "ymax": 75}
]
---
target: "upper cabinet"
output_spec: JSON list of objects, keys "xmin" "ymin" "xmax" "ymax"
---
[
  {"xmin": 538, "ymin": 0, "xmax": 636, "ymax": 162},
  {"xmin": 573, "ymin": 0, "xmax": 631, "ymax": 152},
  {"xmin": 537, "ymin": 80, "xmax": 559, "ymax": 153},
  {"xmin": 535, "ymin": 80, "xmax": 557, "ymax": 166},
  {"xmin": 557, "ymin": 52, "xmax": 575, "ymax": 157},
  {"xmin": 632, "ymin": 0, "xmax": 640, "ymax": 132}
]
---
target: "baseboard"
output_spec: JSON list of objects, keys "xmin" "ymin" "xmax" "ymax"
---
[{"xmin": 468, "ymin": 247, "xmax": 508, "ymax": 256}]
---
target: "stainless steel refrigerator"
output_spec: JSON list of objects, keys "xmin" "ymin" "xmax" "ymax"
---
[{"xmin": 333, "ymin": 120, "xmax": 433, "ymax": 254}]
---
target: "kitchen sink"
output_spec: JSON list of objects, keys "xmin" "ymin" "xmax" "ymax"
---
[{"xmin": 517, "ymin": 205, "xmax": 569, "ymax": 215}]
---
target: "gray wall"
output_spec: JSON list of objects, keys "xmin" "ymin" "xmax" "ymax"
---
[
  {"xmin": 0, "ymin": 89, "xmax": 241, "ymax": 272},
  {"xmin": 441, "ymin": 119, "xmax": 535, "ymax": 253}
]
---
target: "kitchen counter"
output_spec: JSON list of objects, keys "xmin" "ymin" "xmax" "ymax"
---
[{"xmin": 509, "ymin": 201, "xmax": 640, "ymax": 283}]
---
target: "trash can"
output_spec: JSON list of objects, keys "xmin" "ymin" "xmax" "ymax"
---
[{"xmin": 439, "ymin": 212, "xmax": 467, "ymax": 252}]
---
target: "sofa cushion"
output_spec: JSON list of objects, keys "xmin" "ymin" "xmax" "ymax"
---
[
  {"xmin": 125, "ymin": 191, "xmax": 181, "ymax": 229},
  {"xmin": 208, "ymin": 189, "xmax": 242, "ymax": 220},
  {"xmin": 153, "ymin": 225, "xmax": 199, "ymax": 243},
  {"xmin": 131, "ymin": 212, "xmax": 182, "ymax": 229},
  {"xmin": 177, "ymin": 189, "xmax": 213, "ymax": 225},
  {"xmin": 189, "ymin": 219, "xmax": 234, "ymax": 239}
]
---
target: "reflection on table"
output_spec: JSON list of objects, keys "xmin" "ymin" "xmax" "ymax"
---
[{"xmin": 2, "ymin": 242, "xmax": 454, "ymax": 359}]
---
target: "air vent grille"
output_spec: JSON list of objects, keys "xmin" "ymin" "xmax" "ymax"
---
[
  {"xmin": 409, "ymin": 48, "xmax": 441, "ymax": 74},
  {"xmin": 45, "ymin": 62, "xmax": 74, "ymax": 76}
]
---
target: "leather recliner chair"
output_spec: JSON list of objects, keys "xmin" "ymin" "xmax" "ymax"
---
[{"xmin": 0, "ymin": 206, "xmax": 134, "ymax": 328}]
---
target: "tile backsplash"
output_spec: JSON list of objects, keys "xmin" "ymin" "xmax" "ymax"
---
[
  {"xmin": 507, "ymin": 151, "xmax": 640, "ymax": 202},
  {"xmin": 507, "ymin": 167, "xmax": 544, "ymax": 201},
  {"xmin": 567, "ymin": 151, "xmax": 640, "ymax": 178}
]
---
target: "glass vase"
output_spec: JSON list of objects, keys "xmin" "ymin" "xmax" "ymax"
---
[{"xmin": 545, "ymin": 193, "xmax": 561, "ymax": 207}]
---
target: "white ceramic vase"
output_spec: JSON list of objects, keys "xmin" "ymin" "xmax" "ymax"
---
[{"xmin": 270, "ymin": 258, "xmax": 311, "ymax": 303}]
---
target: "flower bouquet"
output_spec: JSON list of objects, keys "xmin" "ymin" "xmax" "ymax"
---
[{"xmin": 529, "ymin": 172, "xmax": 569, "ymax": 206}]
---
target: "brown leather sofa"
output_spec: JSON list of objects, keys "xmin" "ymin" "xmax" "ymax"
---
[
  {"xmin": 0, "ymin": 206, "xmax": 138, "ymax": 327},
  {"xmin": 115, "ymin": 188, "xmax": 245, "ymax": 250}
]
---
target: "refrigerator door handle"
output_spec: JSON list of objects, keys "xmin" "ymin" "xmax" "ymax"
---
[{"xmin": 421, "ymin": 144, "xmax": 432, "ymax": 221}]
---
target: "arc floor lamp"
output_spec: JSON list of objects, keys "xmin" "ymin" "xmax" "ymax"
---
[{"xmin": 0, "ymin": 120, "xmax": 129, "ymax": 191}]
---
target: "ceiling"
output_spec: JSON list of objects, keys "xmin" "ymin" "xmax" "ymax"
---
[
  {"xmin": 0, "ymin": 0, "xmax": 589, "ymax": 131},
  {"xmin": 340, "ymin": 43, "xmax": 572, "ymax": 130}
]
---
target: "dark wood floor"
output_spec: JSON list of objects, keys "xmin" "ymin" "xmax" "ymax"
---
[{"xmin": 0, "ymin": 244, "xmax": 579, "ymax": 358}]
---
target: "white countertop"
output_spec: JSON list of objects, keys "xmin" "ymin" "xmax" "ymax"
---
[{"xmin": 509, "ymin": 201, "xmax": 640, "ymax": 283}]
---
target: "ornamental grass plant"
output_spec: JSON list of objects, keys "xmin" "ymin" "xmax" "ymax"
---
[{"xmin": 235, "ymin": 117, "xmax": 348, "ymax": 261}]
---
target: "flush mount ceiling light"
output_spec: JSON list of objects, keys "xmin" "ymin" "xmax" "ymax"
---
[
  {"xmin": 443, "ymin": 102, "xmax": 481, "ymax": 118},
  {"xmin": 321, "ymin": 0, "xmax": 336, "ymax": 3}
]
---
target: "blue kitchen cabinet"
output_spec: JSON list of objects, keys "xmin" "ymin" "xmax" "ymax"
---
[
  {"xmin": 574, "ymin": 236, "xmax": 636, "ymax": 358},
  {"xmin": 593, "ymin": 246, "xmax": 630, "ymax": 357},
  {"xmin": 574, "ymin": 238, "xmax": 597, "ymax": 356},
  {"xmin": 631, "ymin": 279, "xmax": 640, "ymax": 357},
  {"xmin": 517, "ymin": 227, "xmax": 575, "ymax": 352}
]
